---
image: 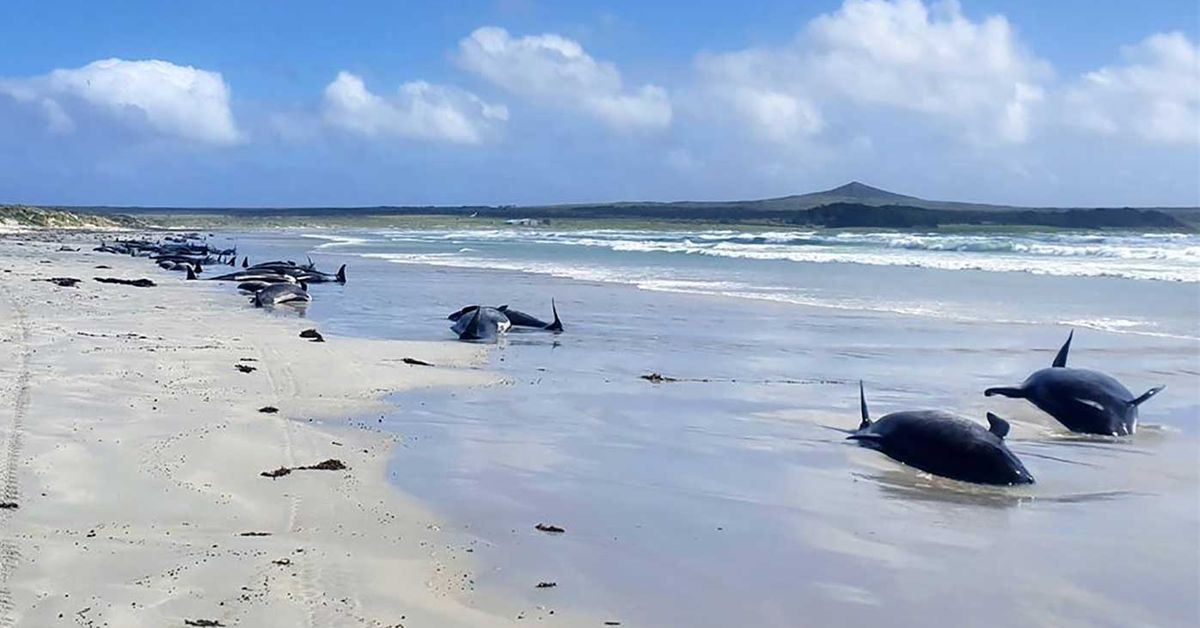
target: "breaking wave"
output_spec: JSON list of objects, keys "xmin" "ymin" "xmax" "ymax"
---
[{"xmin": 326, "ymin": 228, "xmax": 1199, "ymax": 283}]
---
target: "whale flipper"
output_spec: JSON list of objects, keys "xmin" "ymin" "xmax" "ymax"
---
[
  {"xmin": 985, "ymin": 413, "xmax": 1011, "ymax": 439},
  {"xmin": 1130, "ymin": 385, "xmax": 1165, "ymax": 407},
  {"xmin": 858, "ymin": 381, "xmax": 871, "ymax": 430},
  {"xmin": 1052, "ymin": 330, "xmax": 1073, "ymax": 367},
  {"xmin": 984, "ymin": 386, "xmax": 1026, "ymax": 399}
]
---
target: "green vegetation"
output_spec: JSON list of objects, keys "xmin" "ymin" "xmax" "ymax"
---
[{"xmin": 0, "ymin": 204, "xmax": 143, "ymax": 229}]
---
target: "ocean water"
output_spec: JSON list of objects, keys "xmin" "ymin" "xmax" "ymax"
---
[{"xmin": 235, "ymin": 227, "xmax": 1198, "ymax": 627}]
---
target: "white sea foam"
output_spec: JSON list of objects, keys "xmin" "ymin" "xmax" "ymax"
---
[
  {"xmin": 299, "ymin": 233, "xmax": 375, "ymax": 249},
  {"xmin": 320, "ymin": 227, "xmax": 1198, "ymax": 338},
  {"xmin": 364, "ymin": 228, "xmax": 1199, "ymax": 282},
  {"xmin": 358, "ymin": 251, "xmax": 1198, "ymax": 340}
]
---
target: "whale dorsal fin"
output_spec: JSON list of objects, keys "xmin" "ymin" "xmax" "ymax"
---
[
  {"xmin": 986, "ymin": 413, "xmax": 1010, "ymax": 439},
  {"xmin": 546, "ymin": 298, "xmax": 563, "ymax": 332},
  {"xmin": 1052, "ymin": 330, "xmax": 1073, "ymax": 367},
  {"xmin": 858, "ymin": 381, "xmax": 871, "ymax": 430}
]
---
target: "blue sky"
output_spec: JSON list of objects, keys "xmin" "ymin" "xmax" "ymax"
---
[{"xmin": 1, "ymin": 0, "xmax": 1197, "ymax": 207}]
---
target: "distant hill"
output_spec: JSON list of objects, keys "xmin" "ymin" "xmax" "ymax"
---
[
  {"xmin": 47, "ymin": 181, "xmax": 1200, "ymax": 231},
  {"xmin": 517, "ymin": 181, "xmax": 1197, "ymax": 227},
  {"xmin": 534, "ymin": 181, "xmax": 1198, "ymax": 216},
  {"xmin": 760, "ymin": 181, "xmax": 922, "ymax": 209}
]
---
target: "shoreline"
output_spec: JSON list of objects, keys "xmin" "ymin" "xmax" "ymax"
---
[{"xmin": 0, "ymin": 232, "xmax": 542, "ymax": 627}]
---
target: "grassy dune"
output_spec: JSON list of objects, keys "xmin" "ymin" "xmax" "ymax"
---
[{"xmin": 0, "ymin": 204, "xmax": 143, "ymax": 229}]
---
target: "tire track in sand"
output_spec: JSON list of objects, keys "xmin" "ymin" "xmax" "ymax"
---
[
  {"xmin": 0, "ymin": 289, "xmax": 32, "ymax": 627},
  {"xmin": 254, "ymin": 341, "xmax": 321, "ymax": 628},
  {"xmin": 257, "ymin": 340, "xmax": 370, "ymax": 627}
]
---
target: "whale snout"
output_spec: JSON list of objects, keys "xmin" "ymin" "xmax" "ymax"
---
[{"xmin": 1009, "ymin": 467, "xmax": 1036, "ymax": 486}]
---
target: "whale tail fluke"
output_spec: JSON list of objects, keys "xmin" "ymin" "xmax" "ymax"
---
[
  {"xmin": 858, "ymin": 381, "xmax": 871, "ymax": 430},
  {"xmin": 984, "ymin": 386, "xmax": 1026, "ymax": 399},
  {"xmin": 460, "ymin": 307, "xmax": 484, "ymax": 340},
  {"xmin": 1052, "ymin": 330, "xmax": 1073, "ymax": 367},
  {"xmin": 546, "ymin": 299, "xmax": 563, "ymax": 333},
  {"xmin": 335, "ymin": 264, "xmax": 346, "ymax": 283},
  {"xmin": 448, "ymin": 305, "xmax": 478, "ymax": 322},
  {"xmin": 1130, "ymin": 385, "xmax": 1165, "ymax": 407}
]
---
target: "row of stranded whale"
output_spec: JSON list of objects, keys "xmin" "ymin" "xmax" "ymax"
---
[
  {"xmin": 95, "ymin": 235, "xmax": 345, "ymax": 306},
  {"xmin": 94, "ymin": 235, "xmax": 566, "ymax": 337},
  {"xmin": 95, "ymin": 234, "xmax": 1164, "ymax": 489}
]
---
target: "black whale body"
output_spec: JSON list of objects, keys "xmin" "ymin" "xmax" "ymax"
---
[
  {"xmin": 985, "ymin": 331, "xmax": 1164, "ymax": 436},
  {"xmin": 849, "ymin": 384, "xmax": 1034, "ymax": 486}
]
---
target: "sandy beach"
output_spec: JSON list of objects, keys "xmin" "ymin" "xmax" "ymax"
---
[{"xmin": 0, "ymin": 233, "xmax": 537, "ymax": 627}]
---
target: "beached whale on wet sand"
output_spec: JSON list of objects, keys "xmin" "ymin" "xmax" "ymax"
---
[
  {"xmin": 252, "ymin": 282, "xmax": 311, "ymax": 308},
  {"xmin": 984, "ymin": 330, "xmax": 1164, "ymax": 436},
  {"xmin": 848, "ymin": 383, "xmax": 1035, "ymax": 486},
  {"xmin": 451, "ymin": 306, "xmax": 511, "ymax": 342},
  {"xmin": 448, "ymin": 300, "xmax": 562, "ymax": 332}
]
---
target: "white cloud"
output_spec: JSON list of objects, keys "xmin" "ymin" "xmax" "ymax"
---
[
  {"xmin": 458, "ymin": 26, "xmax": 671, "ymax": 132},
  {"xmin": 0, "ymin": 58, "xmax": 242, "ymax": 145},
  {"xmin": 695, "ymin": 48, "xmax": 824, "ymax": 142},
  {"xmin": 1063, "ymin": 32, "xmax": 1199, "ymax": 145},
  {"xmin": 697, "ymin": 0, "xmax": 1050, "ymax": 144},
  {"xmin": 321, "ymin": 71, "xmax": 507, "ymax": 145}
]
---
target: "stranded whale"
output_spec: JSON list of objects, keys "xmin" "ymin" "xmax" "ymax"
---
[
  {"xmin": 448, "ymin": 301, "xmax": 562, "ymax": 332},
  {"xmin": 984, "ymin": 331, "xmax": 1164, "ymax": 436},
  {"xmin": 451, "ymin": 306, "xmax": 511, "ymax": 342},
  {"xmin": 848, "ymin": 383, "xmax": 1034, "ymax": 486},
  {"xmin": 252, "ymin": 282, "xmax": 311, "ymax": 308}
]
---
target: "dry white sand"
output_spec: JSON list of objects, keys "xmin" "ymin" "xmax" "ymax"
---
[{"xmin": 0, "ymin": 235, "xmax": 560, "ymax": 627}]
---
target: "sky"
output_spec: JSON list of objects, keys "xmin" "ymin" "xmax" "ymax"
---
[{"xmin": 0, "ymin": 0, "xmax": 1197, "ymax": 207}]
